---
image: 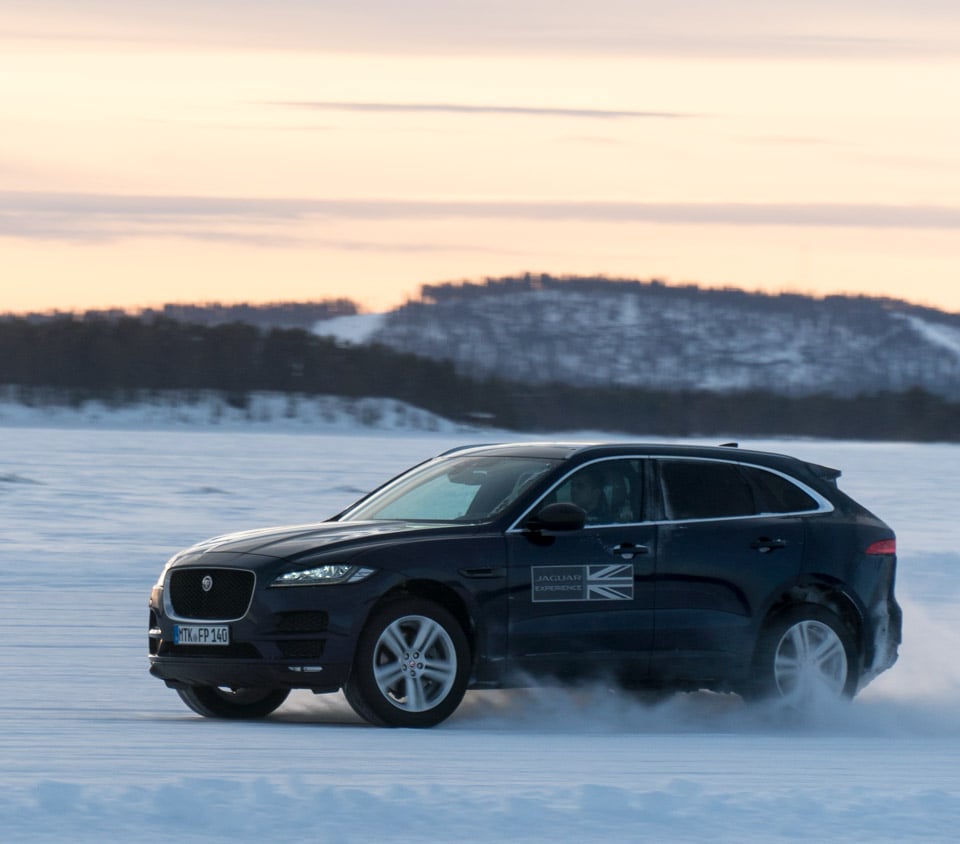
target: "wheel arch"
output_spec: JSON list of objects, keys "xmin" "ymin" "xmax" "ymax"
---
[
  {"xmin": 368, "ymin": 579, "xmax": 477, "ymax": 663},
  {"xmin": 761, "ymin": 580, "xmax": 867, "ymax": 666}
]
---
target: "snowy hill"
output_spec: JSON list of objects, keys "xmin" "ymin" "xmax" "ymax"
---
[
  {"xmin": 314, "ymin": 278, "xmax": 960, "ymax": 398},
  {"xmin": 0, "ymin": 389, "xmax": 474, "ymax": 434}
]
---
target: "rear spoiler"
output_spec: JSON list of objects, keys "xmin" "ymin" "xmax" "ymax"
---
[
  {"xmin": 809, "ymin": 462, "xmax": 842, "ymax": 483},
  {"xmin": 722, "ymin": 442, "xmax": 841, "ymax": 484}
]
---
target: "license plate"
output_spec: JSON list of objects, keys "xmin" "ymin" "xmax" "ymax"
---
[{"xmin": 174, "ymin": 625, "xmax": 230, "ymax": 646}]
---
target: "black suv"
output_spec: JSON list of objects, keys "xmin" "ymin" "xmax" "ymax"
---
[{"xmin": 149, "ymin": 442, "xmax": 901, "ymax": 727}]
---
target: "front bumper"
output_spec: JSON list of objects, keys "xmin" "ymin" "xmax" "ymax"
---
[
  {"xmin": 148, "ymin": 565, "xmax": 384, "ymax": 693},
  {"xmin": 149, "ymin": 655, "xmax": 350, "ymax": 693}
]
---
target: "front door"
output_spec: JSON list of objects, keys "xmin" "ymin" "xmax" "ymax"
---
[{"xmin": 505, "ymin": 458, "xmax": 656, "ymax": 685}]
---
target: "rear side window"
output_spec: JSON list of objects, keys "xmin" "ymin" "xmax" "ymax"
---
[
  {"xmin": 660, "ymin": 460, "xmax": 755, "ymax": 520},
  {"xmin": 742, "ymin": 466, "xmax": 819, "ymax": 513},
  {"xmin": 659, "ymin": 459, "xmax": 820, "ymax": 521}
]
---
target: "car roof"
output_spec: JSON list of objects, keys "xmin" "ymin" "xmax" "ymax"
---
[
  {"xmin": 443, "ymin": 441, "xmax": 771, "ymax": 460},
  {"xmin": 438, "ymin": 441, "xmax": 840, "ymax": 480}
]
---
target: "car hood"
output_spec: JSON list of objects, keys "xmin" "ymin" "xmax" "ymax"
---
[{"xmin": 173, "ymin": 520, "xmax": 455, "ymax": 562}]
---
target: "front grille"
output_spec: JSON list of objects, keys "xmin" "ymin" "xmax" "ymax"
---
[{"xmin": 168, "ymin": 568, "xmax": 255, "ymax": 620}]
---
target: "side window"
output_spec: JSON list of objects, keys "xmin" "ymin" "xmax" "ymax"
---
[
  {"xmin": 742, "ymin": 466, "xmax": 819, "ymax": 513},
  {"xmin": 549, "ymin": 459, "xmax": 643, "ymax": 525},
  {"xmin": 660, "ymin": 460, "xmax": 755, "ymax": 520}
]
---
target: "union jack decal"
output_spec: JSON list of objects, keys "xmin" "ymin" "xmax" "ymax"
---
[
  {"xmin": 586, "ymin": 564, "xmax": 634, "ymax": 600},
  {"xmin": 531, "ymin": 564, "xmax": 634, "ymax": 602}
]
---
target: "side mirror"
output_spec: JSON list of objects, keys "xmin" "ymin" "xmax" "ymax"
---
[{"xmin": 525, "ymin": 502, "xmax": 587, "ymax": 533}]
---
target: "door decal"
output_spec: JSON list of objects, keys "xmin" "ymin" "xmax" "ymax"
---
[{"xmin": 531, "ymin": 564, "xmax": 634, "ymax": 602}]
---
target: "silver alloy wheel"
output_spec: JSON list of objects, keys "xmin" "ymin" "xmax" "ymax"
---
[
  {"xmin": 371, "ymin": 614, "xmax": 458, "ymax": 712},
  {"xmin": 773, "ymin": 619, "xmax": 849, "ymax": 706}
]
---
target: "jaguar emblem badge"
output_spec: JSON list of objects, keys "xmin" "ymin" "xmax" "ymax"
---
[{"xmin": 201, "ymin": 575, "xmax": 214, "ymax": 593}]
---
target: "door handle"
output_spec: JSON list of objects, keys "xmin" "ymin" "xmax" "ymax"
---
[
  {"xmin": 458, "ymin": 567, "xmax": 506, "ymax": 578},
  {"xmin": 608, "ymin": 543, "xmax": 650, "ymax": 560},
  {"xmin": 751, "ymin": 537, "xmax": 788, "ymax": 554}
]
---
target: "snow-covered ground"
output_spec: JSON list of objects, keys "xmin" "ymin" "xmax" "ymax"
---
[{"xmin": 1, "ymin": 423, "xmax": 958, "ymax": 843}]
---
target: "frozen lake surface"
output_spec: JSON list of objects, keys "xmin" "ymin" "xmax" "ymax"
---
[{"xmin": 1, "ymin": 426, "xmax": 958, "ymax": 842}]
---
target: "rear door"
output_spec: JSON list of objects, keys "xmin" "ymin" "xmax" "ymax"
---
[{"xmin": 650, "ymin": 458, "xmax": 817, "ymax": 684}]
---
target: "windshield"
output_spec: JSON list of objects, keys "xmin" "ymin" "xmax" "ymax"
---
[{"xmin": 338, "ymin": 455, "xmax": 561, "ymax": 523}]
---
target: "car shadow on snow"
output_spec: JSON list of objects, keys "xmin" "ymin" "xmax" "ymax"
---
[
  {"xmin": 204, "ymin": 686, "xmax": 808, "ymax": 733},
  {"xmin": 236, "ymin": 684, "xmax": 960, "ymax": 738}
]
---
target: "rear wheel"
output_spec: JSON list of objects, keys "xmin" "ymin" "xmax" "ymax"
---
[
  {"xmin": 176, "ymin": 686, "xmax": 290, "ymax": 719},
  {"xmin": 344, "ymin": 598, "xmax": 470, "ymax": 728},
  {"xmin": 751, "ymin": 605, "xmax": 858, "ymax": 708}
]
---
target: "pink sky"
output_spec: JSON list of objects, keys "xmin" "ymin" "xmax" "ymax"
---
[{"xmin": 3, "ymin": 1, "xmax": 960, "ymax": 313}]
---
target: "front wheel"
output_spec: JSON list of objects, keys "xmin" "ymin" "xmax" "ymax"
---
[
  {"xmin": 344, "ymin": 598, "xmax": 470, "ymax": 728},
  {"xmin": 751, "ymin": 605, "xmax": 859, "ymax": 709},
  {"xmin": 176, "ymin": 686, "xmax": 290, "ymax": 719}
]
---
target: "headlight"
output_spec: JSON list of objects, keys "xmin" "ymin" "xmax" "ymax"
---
[{"xmin": 270, "ymin": 565, "xmax": 377, "ymax": 587}]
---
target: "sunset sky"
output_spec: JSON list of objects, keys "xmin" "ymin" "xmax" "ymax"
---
[{"xmin": 3, "ymin": 1, "xmax": 960, "ymax": 315}]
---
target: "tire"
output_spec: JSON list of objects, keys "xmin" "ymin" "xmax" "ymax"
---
[
  {"xmin": 750, "ymin": 604, "xmax": 859, "ymax": 708},
  {"xmin": 344, "ymin": 598, "xmax": 470, "ymax": 728},
  {"xmin": 176, "ymin": 686, "xmax": 290, "ymax": 719}
]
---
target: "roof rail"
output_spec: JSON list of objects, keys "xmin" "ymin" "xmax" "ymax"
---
[{"xmin": 436, "ymin": 443, "xmax": 501, "ymax": 456}]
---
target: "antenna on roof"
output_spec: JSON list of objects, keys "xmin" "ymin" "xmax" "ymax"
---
[{"xmin": 719, "ymin": 442, "xmax": 739, "ymax": 448}]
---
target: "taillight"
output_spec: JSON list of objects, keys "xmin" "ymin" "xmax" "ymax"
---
[{"xmin": 866, "ymin": 538, "xmax": 896, "ymax": 555}]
